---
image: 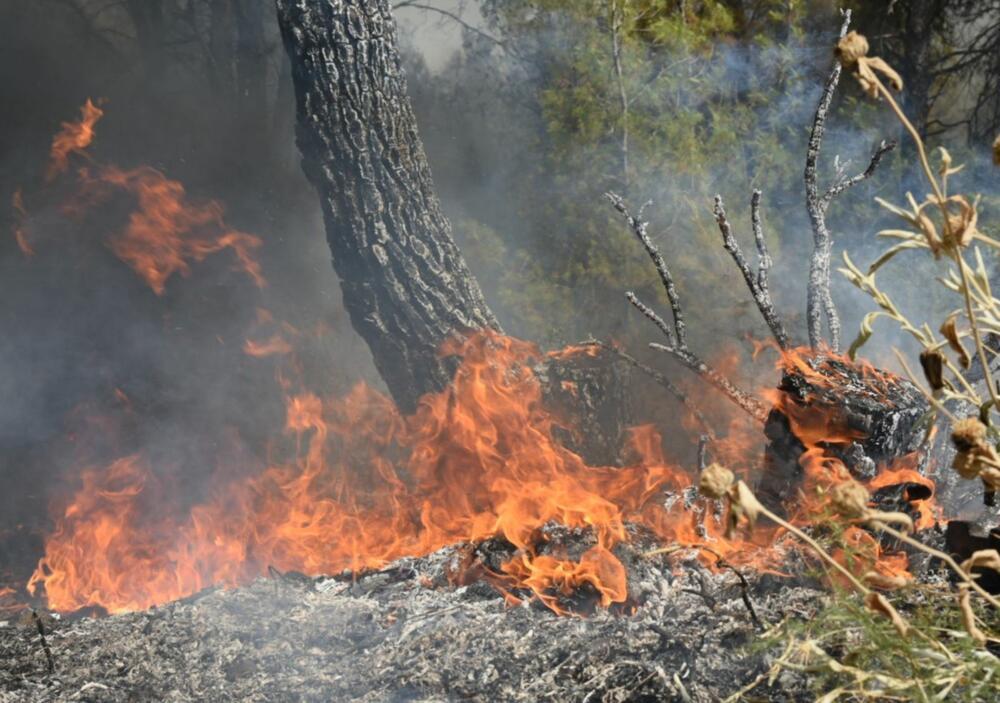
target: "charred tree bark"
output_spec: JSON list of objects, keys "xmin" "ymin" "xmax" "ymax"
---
[
  {"xmin": 276, "ymin": 0, "xmax": 630, "ymax": 464},
  {"xmin": 275, "ymin": 0, "xmax": 501, "ymax": 413}
]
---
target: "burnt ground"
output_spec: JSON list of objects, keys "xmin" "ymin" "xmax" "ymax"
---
[{"xmin": 0, "ymin": 528, "xmax": 822, "ymax": 703}]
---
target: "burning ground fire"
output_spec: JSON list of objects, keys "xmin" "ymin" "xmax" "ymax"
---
[{"xmin": 7, "ymin": 102, "xmax": 942, "ymax": 618}]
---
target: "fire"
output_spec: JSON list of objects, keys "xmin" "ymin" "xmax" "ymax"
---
[
  {"xmin": 29, "ymin": 334, "xmax": 706, "ymax": 615},
  {"xmin": 13, "ymin": 101, "xmax": 947, "ymax": 617},
  {"xmin": 48, "ymin": 98, "xmax": 103, "ymax": 180},
  {"xmin": 12, "ymin": 188, "xmax": 32, "ymax": 256},
  {"xmin": 244, "ymin": 335, "xmax": 294, "ymax": 357}
]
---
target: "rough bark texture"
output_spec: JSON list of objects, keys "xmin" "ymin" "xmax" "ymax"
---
[
  {"xmin": 758, "ymin": 353, "xmax": 928, "ymax": 507},
  {"xmin": 275, "ymin": 0, "xmax": 501, "ymax": 413},
  {"xmin": 536, "ymin": 351, "xmax": 632, "ymax": 467}
]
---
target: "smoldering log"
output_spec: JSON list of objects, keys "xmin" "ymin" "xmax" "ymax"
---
[{"xmin": 758, "ymin": 352, "xmax": 928, "ymax": 506}]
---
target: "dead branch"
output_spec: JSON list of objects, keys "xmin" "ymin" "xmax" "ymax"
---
[
  {"xmin": 647, "ymin": 343, "xmax": 768, "ymax": 423},
  {"xmin": 713, "ymin": 192, "xmax": 789, "ymax": 349},
  {"xmin": 583, "ymin": 339, "xmax": 715, "ymax": 439},
  {"xmin": 804, "ymin": 9, "xmax": 895, "ymax": 352},
  {"xmin": 608, "ymin": 193, "xmax": 686, "ymax": 347},
  {"xmin": 607, "ymin": 193, "xmax": 768, "ymax": 424}
]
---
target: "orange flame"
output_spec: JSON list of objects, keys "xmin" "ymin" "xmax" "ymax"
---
[
  {"xmin": 48, "ymin": 99, "xmax": 104, "ymax": 180},
  {"xmin": 29, "ymin": 333, "xmax": 778, "ymax": 615},
  {"xmin": 244, "ymin": 335, "xmax": 294, "ymax": 357},
  {"xmin": 12, "ymin": 188, "xmax": 33, "ymax": 257},
  {"xmin": 97, "ymin": 165, "xmax": 265, "ymax": 295}
]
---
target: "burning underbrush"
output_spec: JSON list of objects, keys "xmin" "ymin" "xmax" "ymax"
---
[{"xmin": 1, "ymin": 101, "xmax": 947, "ymax": 627}]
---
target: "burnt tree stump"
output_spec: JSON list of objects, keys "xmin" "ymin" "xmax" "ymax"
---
[{"xmin": 759, "ymin": 353, "xmax": 928, "ymax": 506}]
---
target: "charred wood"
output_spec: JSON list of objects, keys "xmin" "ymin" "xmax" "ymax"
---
[
  {"xmin": 275, "ymin": 0, "xmax": 500, "ymax": 414},
  {"xmin": 759, "ymin": 352, "xmax": 928, "ymax": 506}
]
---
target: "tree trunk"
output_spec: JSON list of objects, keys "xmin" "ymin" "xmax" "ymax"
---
[{"xmin": 275, "ymin": 0, "xmax": 501, "ymax": 414}]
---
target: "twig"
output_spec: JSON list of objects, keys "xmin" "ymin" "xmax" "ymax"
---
[
  {"xmin": 31, "ymin": 609, "xmax": 54, "ymax": 673},
  {"xmin": 714, "ymin": 193, "xmax": 789, "ymax": 349},
  {"xmin": 681, "ymin": 572, "xmax": 717, "ymax": 609},
  {"xmin": 609, "ymin": 0, "xmax": 629, "ymax": 189},
  {"xmin": 607, "ymin": 193, "xmax": 768, "ymax": 422},
  {"xmin": 392, "ymin": 1, "xmax": 508, "ymax": 51},
  {"xmin": 648, "ymin": 342, "xmax": 768, "ymax": 423},
  {"xmin": 822, "ymin": 140, "xmax": 897, "ymax": 204},
  {"xmin": 582, "ymin": 339, "xmax": 715, "ymax": 438},
  {"xmin": 697, "ymin": 544, "xmax": 763, "ymax": 631},
  {"xmin": 607, "ymin": 193, "xmax": 686, "ymax": 347}
]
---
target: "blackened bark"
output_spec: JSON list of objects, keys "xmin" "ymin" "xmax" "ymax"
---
[
  {"xmin": 758, "ymin": 352, "xmax": 928, "ymax": 507},
  {"xmin": 275, "ymin": 0, "xmax": 501, "ymax": 413}
]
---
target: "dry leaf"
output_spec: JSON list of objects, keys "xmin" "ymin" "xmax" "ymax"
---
[
  {"xmin": 919, "ymin": 349, "xmax": 945, "ymax": 390},
  {"xmin": 940, "ymin": 313, "xmax": 971, "ymax": 368},
  {"xmin": 993, "ymin": 134, "xmax": 1000, "ymax": 166}
]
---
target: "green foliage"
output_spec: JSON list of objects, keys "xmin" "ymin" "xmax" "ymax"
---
[
  {"xmin": 440, "ymin": 1, "xmax": 870, "ymax": 349},
  {"xmin": 757, "ymin": 584, "xmax": 1000, "ymax": 701}
]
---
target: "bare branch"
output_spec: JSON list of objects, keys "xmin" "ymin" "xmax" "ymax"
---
[
  {"xmin": 607, "ymin": 192, "xmax": 686, "ymax": 348},
  {"xmin": 609, "ymin": 0, "xmax": 629, "ymax": 188},
  {"xmin": 583, "ymin": 339, "xmax": 714, "ymax": 439},
  {"xmin": 803, "ymin": 9, "xmax": 852, "ymax": 352},
  {"xmin": 822, "ymin": 139, "xmax": 897, "ymax": 204},
  {"xmin": 392, "ymin": 1, "xmax": 508, "ymax": 51},
  {"xmin": 714, "ymin": 194, "xmax": 789, "ymax": 350},
  {"xmin": 610, "ymin": 193, "xmax": 766, "ymax": 423},
  {"xmin": 626, "ymin": 291, "xmax": 676, "ymax": 346},
  {"xmin": 649, "ymin": 343, "xmax": 768, "ymax": 424}
]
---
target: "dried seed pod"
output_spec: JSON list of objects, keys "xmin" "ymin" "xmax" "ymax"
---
[
  {"xmin": 835, "ymin": 31, "xmax": 869, "ymax": 69},
  {"xmin": 940, "ymin": 313, "xmax": 971, "ymax": 368},
  {"xmin": 918, "ymin": 349, "xmax": 945, "ymax": 390},
  {"xmin": 830, "ymin": 480, "xmax": 870, "ymax": 519},
  {"xmin": 699, "ymin": 463, "xmax": 734, "ymax": 499},
  {"xmin": 951, "ymin": 417, "xmax": 988, "ymax": 453}
]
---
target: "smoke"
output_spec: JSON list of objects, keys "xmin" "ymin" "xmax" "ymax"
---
[{"xmin": 0, "ymin": 0, "xmax": 994, "ymax": 593}]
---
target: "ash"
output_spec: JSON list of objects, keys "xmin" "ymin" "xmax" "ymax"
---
[{"xmin": 1, "ymin": 529, "xmax": 823, "ymax": 702}]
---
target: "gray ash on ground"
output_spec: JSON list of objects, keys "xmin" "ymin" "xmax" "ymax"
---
[{"xmin": 1, "ymin": 526, "xmax": 823, "ymax": 702}]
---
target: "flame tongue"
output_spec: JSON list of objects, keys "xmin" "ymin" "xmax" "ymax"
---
[
  {"xmin": 29, "ymin": 334, "xmax": 704, "ymax": 615},
  {"xmin": 17, "ymin": 101, "xmax": 946, "ymax": 617}
]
